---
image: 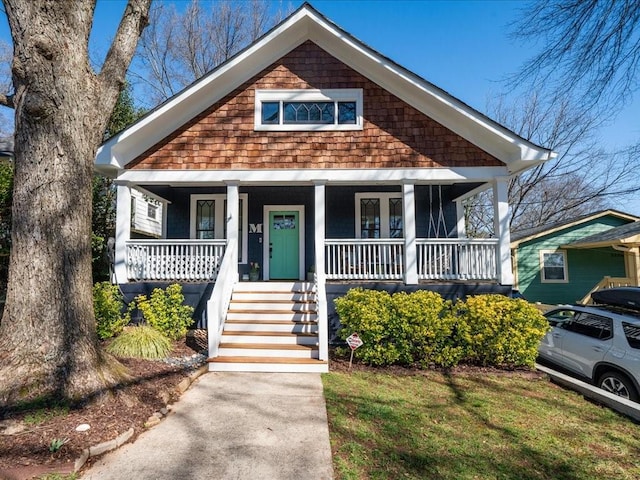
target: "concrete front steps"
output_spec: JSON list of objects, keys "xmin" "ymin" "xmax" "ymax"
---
[{"xmin": 208, "ymin": 282, "xmax": 328, "ymax": 373}]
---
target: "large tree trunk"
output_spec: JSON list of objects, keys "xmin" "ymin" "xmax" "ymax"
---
[{"xmin": 0, "ymin": 0, "xmax": 150, "ymax": 406}]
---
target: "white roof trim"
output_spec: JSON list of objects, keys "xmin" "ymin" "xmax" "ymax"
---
[
  {"xmin": 96, "ymin": 4, "xmax": 554, "ymax": 174},
  {"xmin": 115, "ymin": 166, "xmax": 508, "ymax": 186}
]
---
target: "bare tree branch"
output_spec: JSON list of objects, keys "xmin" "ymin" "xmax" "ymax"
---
[
  {"xmin": 510, "ymin": 0, "xmax": 640, "ymax": 124},
  {"xmin": 466, "ymin": 89, "xmax": 640, "ymax": 236},
  {"xmin": 99, "ymin": 0, "xmax": 151, "ymax": 95},
  {"xmin": 131, "ymin": 0, "xmax": 279, "ymax": 106}
]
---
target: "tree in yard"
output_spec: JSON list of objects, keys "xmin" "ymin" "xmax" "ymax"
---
[
  {"xmin": 132, "ymin": 0, "xmax": 277, "ymax": 105},
  {"xmin": 465, "ymin": 0, "xmax": 640, "ymax": 236},
  {"xmin": 0, "ymin": 0, "xmax": 151, "ymax": 406},
  {"xmin": 464, "ymin": 90, "xmax": 639, "ymax": 236}
]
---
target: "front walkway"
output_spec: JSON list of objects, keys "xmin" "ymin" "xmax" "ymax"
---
[{"xmin": 82, "ymin": 372, "xmax": 333, "ymax": 480}]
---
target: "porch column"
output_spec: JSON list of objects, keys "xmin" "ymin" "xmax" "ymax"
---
[
  {"xmin": 114, "ymin": 183, "xmax": 132, "ymax": 284},
  {"xmin": 314, "ymin": 181, "xmax": 328, "ymax": 362},
  {"xmin": 493, "ymin": 177, "xmax": 513, "ymax": 285},
  {"xmin": 226, "ymin": 181, "xmax": 239, "ymax": 266},
  {"xmin": 403, "ymin": 181, "xmax": 418, "ymax": 285},
  {"xmin": 313, "ymin": 181, "xmax": 326, "ymax": 282},
  {"xmin": 456, "ymin": 199, "xmax": 467, "ymax": 238}
]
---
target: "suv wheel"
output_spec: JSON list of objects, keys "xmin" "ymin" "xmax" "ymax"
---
[{"xmin": 598, "ymin": 371, "xmax": 639, "ymax": 401}]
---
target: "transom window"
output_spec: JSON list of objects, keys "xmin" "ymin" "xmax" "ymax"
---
[
  {"xmin": 355, "ymin": 193, "xmax": 403, "ymax": 239},
  {"xmin": 540, "ymin": 250, "xmax": 568, "ymax": 283},
  {"xmin": 190, "ymin": 194, "xmax": 248, "ymax": 263},
  {"xmin": 255, "ymin": 89, "xmax": 363, "ymax": 131}
]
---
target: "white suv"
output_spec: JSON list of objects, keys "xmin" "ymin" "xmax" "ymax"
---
[{"xmin": 538, "ymin": 304, "xmax": 640, "ymax": 401}]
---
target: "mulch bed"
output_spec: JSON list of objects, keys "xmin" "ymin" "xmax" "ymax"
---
[{"xmin": 0, "ymin": 331, "xmax": 208, "ymax": 480}]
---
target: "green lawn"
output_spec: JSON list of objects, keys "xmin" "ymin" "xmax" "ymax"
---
[{"xmin": 322, "ymin": 371, "xmax": 640, "ymax": 480}]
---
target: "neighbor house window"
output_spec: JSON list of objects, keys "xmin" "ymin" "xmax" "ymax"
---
[
  {"xmin": 147, "ymin": 203, "xmax": 158, "ymax": 220},
  {"xmin": 190, "ymin": 194, "xmax": 248, "ymax": 263},
  {"xmin": 540, "ymin": 250, "xmax": 568, "ymax": 283},
  {"xmin": 355, "ymin": 193, "xmax": 403, "ymax": 239},
  {"xmin": 255, "ymin": 89, "xmax": 363, "ymax": 131}
]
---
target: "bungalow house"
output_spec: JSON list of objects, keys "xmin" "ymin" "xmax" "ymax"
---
[
  {"xmin": 95, "ymin": 4, "xmax": 555, "ymax": 372},
  {"xmin": 511, "ymin": 210, "xmax": 640, "ymax": 306}
]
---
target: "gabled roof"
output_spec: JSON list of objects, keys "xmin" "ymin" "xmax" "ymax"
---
[
  {"xmin": 96, "ymin": 2, "xmax": 556, "ymax": 174},
  {"xmin": 563, "ymin": 221, "xmax": 640, "ymax": 249},
  {"xmin": 511, "ymin": 209, "xmax": 640, "ymax": 247}
]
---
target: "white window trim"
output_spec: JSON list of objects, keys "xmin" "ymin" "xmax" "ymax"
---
[
  {"xmin": 254, "ymin": 89, "xmax": 363, "ymax": 131},
  {"xmin": 540, "ymin": 249, "xmax": 569, "ymax": 283},
  {"xmin": 355, "ymin": 192, "xmax": 403, "ymax": 239},
  {"xmin": 190, "ymin": 193, "xmax": 249, "ymax": 264}
]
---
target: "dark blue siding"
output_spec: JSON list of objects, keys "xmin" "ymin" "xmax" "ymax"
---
[
  {"xmin": 243, "ymin": 186, "xmax": 315, "ymax": 277},
  {"xmin": 415, "ymin": 185, "xmax": 458, "ymax": 238},
  {"xmin": 142, "ymin": 183, "xmax": 464, "ymax": 276}
]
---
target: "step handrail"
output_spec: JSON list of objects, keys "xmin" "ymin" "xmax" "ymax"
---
[
  {"xmin": 314, "ymin": 271, "xmax": 329, "ymax": 362},
  {"xmin": 206, "ymin": 238, "xmax": 238, "ymax": 358}
]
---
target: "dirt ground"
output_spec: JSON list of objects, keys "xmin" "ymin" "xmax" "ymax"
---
[{"xmin": 0, "ymin": 331, "xmax": 207, "ymax": 480}]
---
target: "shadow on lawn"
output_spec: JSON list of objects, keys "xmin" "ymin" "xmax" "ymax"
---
[{"xmin": 326, "ymin": 372, "xmax": 592, "ymax": 480}]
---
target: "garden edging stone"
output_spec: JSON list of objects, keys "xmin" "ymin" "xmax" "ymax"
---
[{"xmin": 73, "ymin": 364, "xmax": 208, "ymax": 473}]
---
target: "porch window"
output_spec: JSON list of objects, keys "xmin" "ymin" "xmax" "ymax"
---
[
  {"xmin": 255, "ymin": 89, "xmax": 363, "ymax": 131},
  {"xmin": 540, "ymin": 250, "xmax": 568, "ymax": 283},
  {"xmin": 190, "ymin": 194, "xmax": 248, "ymax": 263},
  {"xmin": 355, "ymin": 193, "xmax": 403, "ymax": 239},
  {"xmin": 195, "ymin": 200, "xmax": 215, "ymax": 239}
]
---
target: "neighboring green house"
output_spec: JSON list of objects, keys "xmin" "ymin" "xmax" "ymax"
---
[{"xmin": 511, "ymin": 210, "xmax": 640, "ymax": 305}]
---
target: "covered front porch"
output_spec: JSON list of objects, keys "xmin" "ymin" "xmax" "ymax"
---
[
  {"xmin": 114, "ymin": 180, "xmax": 513, "ymax": 287},
  {"xmin": 112, "ymin": 175, "xmax": 514, "ymax": 372}
]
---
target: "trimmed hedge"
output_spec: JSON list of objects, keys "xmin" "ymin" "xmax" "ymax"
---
[
  {"xmin": 334, "ymin": 288, "xmax": 548, "ymax": 368},
  {"xmin": 453, "ymin": 294, "xmax": 549, "ymax": 368}
]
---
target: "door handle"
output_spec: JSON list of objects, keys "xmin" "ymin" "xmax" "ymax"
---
[{"xmin": 592, "ymin": 345, "xmax": 604, "ymax": 352}]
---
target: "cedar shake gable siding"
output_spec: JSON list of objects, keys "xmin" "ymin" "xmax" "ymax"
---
[{"xmin": 129, "ymin": 42, "xmax": 502, "ymax": 170}]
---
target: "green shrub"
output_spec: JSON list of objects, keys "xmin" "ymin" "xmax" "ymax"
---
[
  {"xmin": 335, "ymin": 289, "xmax": 548, "ymax": 369},
  {"xmin": 390, "ymin": 290, "xmax": 463, "ymax": 368},
  {"xmin": 453, "ymin": 294, "xmax": 549, "ymax": 368},
  {"xmin": 93, "ymin": 282, "xmax": 129, "ymax": 340},
  {"xmin": 135, "ymin": 284, "xmax": 194, "ymax": 340},
  {"xmin": 334, "ymin": 288, "xmax": 460, "ymax": 367},
  {"xmin": 334, "ymin": 288, "xmax": 399, "ymax": 366},
  {"xmin": 106, "ymin": 325, "xmax": 172, "ymax": 359}
]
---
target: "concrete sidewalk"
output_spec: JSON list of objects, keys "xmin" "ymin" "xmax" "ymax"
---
[{"xmin": 82, "ymin": 372, "xmax": 334, "ymax": 480}]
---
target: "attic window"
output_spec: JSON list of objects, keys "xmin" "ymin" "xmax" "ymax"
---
[{"xmin": 255, "ymin": 89, "xmax": 363, "ymax": 131}]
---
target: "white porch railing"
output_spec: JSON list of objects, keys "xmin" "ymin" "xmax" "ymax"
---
[
  {"xmin": 417, "ymin": 238, "xmax": 498, "ymax": 280},
  {"xmin": 325, "ymin": 239, "xmax": 404, "ymax": 280},
  {"xmin": 125, "ymin": 240, "xmax": 226, "ymax": 282},
  {"xmin": 206, "ymin": 238, "xmax": 238, "ymax": 359}
]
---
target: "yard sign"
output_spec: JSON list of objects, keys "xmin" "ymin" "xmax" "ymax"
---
[{"xmin": 346, "ymin": 333, "xmax": 363, "ymax": 371}]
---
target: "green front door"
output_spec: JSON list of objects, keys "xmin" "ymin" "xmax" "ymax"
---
[{"xmin": 269, "ymin": 211, "xmax": 300, "ymax": 279}]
